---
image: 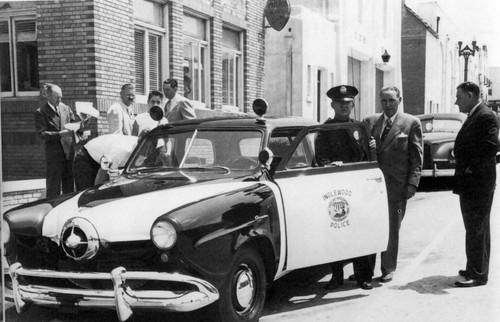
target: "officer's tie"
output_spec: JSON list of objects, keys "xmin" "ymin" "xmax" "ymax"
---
[{"xmin": 381, "ymin": 118, "xmax": 392, "ymax": 142}]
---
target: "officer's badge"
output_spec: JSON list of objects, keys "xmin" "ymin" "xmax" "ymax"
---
[{"xmin": 340, "ymin": 86, "xmax": 347, "ymax": 94}]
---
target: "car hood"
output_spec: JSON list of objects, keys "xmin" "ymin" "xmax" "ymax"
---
[
  {"xmin": 422, "ymin": 132, "xmax": 457, "ymax": 144},
  {"xmin": 41, "ymin": 171, "xmax": 258, "ymax": 243}
]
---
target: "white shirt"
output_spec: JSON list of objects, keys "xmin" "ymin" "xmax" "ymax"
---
[
  {"xmin": 85, "ymin": 134, "xmax": 138, "ymax": 169},
  {"xmin": 107, "ymin": 99, "xmax": 135, "ymax": 135},
  {"xmin": 132, "ymin": 112, "xmax": 168, "ymax": 136}
]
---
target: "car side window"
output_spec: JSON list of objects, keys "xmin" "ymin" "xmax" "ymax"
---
[
  {"xmin": 283, "ymin": 124, "xmax": 370, "ymax": 170},
  {"xmin": 315, "ymin": 128, "xmax": 366, "ymax": 166}
]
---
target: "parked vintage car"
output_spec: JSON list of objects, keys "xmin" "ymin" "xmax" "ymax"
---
[
  {"xmin": 3, "ymin": 101, "xmax": 389, "ymax": 322},
  {"xmin": 417, "ymin": 113, "xmax": 466, "ymax": 177}
]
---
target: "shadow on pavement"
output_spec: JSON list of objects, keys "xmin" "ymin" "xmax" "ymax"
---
[
  {"xmin": 391, "ymin": 275, "xmax": 458, "ymax": 295},
  {"xmin": 263, "ymin": 264, "xmax": 371, "ymax": 315}
]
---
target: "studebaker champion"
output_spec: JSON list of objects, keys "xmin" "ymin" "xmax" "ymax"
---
[{"xmin": 3, "ymin": 101, "xmax": 389, "ymax": 321}]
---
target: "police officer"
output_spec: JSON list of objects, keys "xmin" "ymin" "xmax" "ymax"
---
[
  {"xmin": 319, "ymin": 85, "xmax": 374, "ymax": 290},
  {"xmin": 316, "ymin": 85, "xmax": 364, "ymax": 166}
]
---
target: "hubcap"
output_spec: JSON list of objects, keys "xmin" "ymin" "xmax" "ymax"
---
[{"xmin": 234, "ymin": 264, "xmax": 255, "ymax": 311}]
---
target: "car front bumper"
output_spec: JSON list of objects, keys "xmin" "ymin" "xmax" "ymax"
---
[{"xmin": 7, "ymin": 262, "xmax": 219, "ymax": 321}]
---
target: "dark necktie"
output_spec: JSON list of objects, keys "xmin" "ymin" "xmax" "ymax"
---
[{"xmin": 381, "ymin": 119, "xmax": 392, "ymax": 142}]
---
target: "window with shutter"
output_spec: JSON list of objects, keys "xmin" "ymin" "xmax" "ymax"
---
[
  {"xmin": 135, "ymin": 30, "xmax": 145, "ymax": 95},
  {"xmin": 148, "ymin": 34, "xmax": 161, "ymax": 92},
  {"xmin": 133, "ymin": 0, "xmax": 166, "ymax": 102}
]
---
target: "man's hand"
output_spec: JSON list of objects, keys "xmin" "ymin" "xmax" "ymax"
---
[
  {"xmin": 59, "ymin": 129, "xmax": 73, "ymax": 137},
  {"xmin": 405, "ymin": 184, "xmax": 417, "ymax": 200},
  {"xmin": 369, "ymin": 136, "xmax": 376, "ymax": 150}
]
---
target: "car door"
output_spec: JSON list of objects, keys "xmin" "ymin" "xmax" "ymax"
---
[{"xmin": 273, "ymin": 123, "xmax": 389, "ymax": 272}]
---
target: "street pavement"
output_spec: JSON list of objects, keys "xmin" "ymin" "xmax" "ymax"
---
[{"xmin": 4, "ymin": 181, "xmax": 500, "ymax": 321}]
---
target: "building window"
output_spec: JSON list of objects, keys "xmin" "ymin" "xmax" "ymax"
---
[
  {"xmin": 222, "ymin": 28, "xmax": 242, "ymax": 110},
  {"xmin": 133, "ymin": 0, "xmax": 166, "ymax": 99},
  {"xmin": 0, "ymin": 17, "xmax": 38, "ymax": 97},
  {"xmin": 183, "ymin": 14, "xmax": 209, "ymax": 108},
  {"xmin": 134, "ymin": 29, "xmax": 162, "ymax": 96}
]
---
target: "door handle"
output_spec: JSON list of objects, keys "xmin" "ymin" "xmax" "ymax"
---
[{"xmin": 367, "ymin": 177, "xmax": 383, "ymax": 183}]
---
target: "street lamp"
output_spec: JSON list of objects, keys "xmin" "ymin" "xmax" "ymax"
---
[{"xmin": 458, "ymin": 41, "xmax": 477, "ymax": 82}]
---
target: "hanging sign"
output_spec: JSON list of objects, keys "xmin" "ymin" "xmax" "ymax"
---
[{"xmin": 264, "ymin": 0, "xmax": 291, "ymax": 32}]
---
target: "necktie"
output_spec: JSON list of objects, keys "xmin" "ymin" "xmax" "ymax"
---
[
  {"xmin": 165, "ymin": 100, "xmax": 171, "ymax": 115},
  {"xmin": 381, "ymin": 118, "xmax": 392, "ymax": 142}
]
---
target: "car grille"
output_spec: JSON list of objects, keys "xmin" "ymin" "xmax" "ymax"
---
[
  {"xmin": 423, "ymin": 144, "xmax": 432, "ymax": 168},
  {"xmin": 6, "ymin": 235, "xmax": 193, "ymax": 291}
]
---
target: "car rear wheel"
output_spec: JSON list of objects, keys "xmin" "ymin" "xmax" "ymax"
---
[{"xmin": 217, "ymin": 246, "xmax": 266, "ymax": 322}]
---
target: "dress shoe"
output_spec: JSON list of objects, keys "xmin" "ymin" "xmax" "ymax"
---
[
  {"xmin": 359, "ymin": 281, "xmax": 373, "ymax": 290},
  {"xmin": 348, "ymin": 274, "xmax": 356, "ymax": 281},
  {"xmin": 458, "ymin": 270, "xmax": 467, "ymax": 278},
  {"xmin": 380, "ymin": 272, "xmax": 394, "ymax": 283},
  {"xmin": 455, "ymin": 278, "xmax": 487, "ymax": 287},
  {"xmin": 324, "ymin": 279, "xmax": 343, "ymax": 290}
]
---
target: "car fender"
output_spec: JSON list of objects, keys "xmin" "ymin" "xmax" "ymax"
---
[{"xmin": 160, "ymin": 182, "xmax": 281, "ymax": 288}]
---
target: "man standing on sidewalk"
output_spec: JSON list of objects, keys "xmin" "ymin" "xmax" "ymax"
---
[
  {"xmin": 35, "ymin": 84, "xmax": 80, "ymax": 197},
  {"xmin": 370, "ymin": 86, "xmax": 423, "ymax": 282},
  {"xmin": 453, "ymin": 82, "xmax": 499, "ymax": 287}
]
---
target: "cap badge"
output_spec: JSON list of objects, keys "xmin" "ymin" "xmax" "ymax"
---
[{"xmin": 340, "ymin": 86, "xmax": 347, "ymax": 94}]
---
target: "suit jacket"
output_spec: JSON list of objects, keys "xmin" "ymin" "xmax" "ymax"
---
[
  {"xmin": 453, "ymin": 103, "xmax": 499, "ymax": 196},
  {"xmin": 164, "ymin": 93, "xmax": 196, "ymax": 122},
  {"xmin": 372, "ymin": 112, "xmax": 423, "ymax": 201},
  {"xmin": 35, "ymin": 102, "xmax": 79, "ymax": 161},
  {"xmin": 107, "ymin": 99, "xmax": 134, "ymax": 135}
]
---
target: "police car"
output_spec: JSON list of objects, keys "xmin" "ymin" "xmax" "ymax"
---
[{"xmin": 2, "ymin": 100, "xmax": 389, "ymax": 321}]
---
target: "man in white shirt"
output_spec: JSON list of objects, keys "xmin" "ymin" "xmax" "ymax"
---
[
  {"xmin": 132, "ymin": 90, "xmax": 168, "ymax": 136},
  {"xmin": 73, "ymin": 134, "xmax": 138, "ymax": 190},
  {"xmin": 107, "ymin": 84, "xmax": 136, "ymax": 135},
  {"xmin": 162, "ymin": 78, "xmax": 196, "ymax": 122}
]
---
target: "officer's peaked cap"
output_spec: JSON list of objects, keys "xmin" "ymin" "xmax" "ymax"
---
[{"xmin": 326, "ymin": 85, "xmax": 359, "ymax": 102}]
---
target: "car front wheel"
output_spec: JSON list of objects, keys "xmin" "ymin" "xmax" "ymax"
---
[{"xmin": 217, "ymin": 246, "xmax": 267, "ymax": 322}]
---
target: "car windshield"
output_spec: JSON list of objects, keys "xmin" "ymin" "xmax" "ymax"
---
[
  {"xmin": 126, "ymin": 129, "xmax": 263, "ymax": 173},
  {"xmin": 421, "ymin": 119, "xmax": 463, "ymax": 133}
]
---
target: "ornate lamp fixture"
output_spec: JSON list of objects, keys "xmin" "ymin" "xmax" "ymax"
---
[{"xmin": 458, "ymin": 41, "xmax": 477, "ymax": 82}]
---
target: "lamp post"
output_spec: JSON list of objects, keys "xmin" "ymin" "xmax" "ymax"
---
[{"xmin": 458, "ymin": 41, "xmax": 477, "ymax": 82}]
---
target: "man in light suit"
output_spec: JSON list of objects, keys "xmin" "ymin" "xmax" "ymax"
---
[
  {"xmin": 35, "ymin": 84, "xmax": 81, "ymax": 198},
  {"xmin": 162, "ymin": 78, "xmax": 196, "ymax": 122},
  {"xmin": 370, "ymin": 86, "xmax": 423, "ymax": 282},
  {"xmin": 107, "ymin": 84, "xmax": 135, "ymax": 135},
  {"xmin": 453, "ymin": 82, "xmax": 499, "ymax": 287}
]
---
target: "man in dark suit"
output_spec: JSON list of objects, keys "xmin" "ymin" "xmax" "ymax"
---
[
  {"xmin": 453, "ymin": 82, "xmax": 499, "ymax": 287},
  {"xmin": 370, "ymin": 86, "xmax": 423, "ymax": 282},
  {"xmin": 35, "ymin": 84, "xmax": 80, "ymax": 198}
]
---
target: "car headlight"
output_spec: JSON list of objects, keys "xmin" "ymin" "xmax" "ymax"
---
[
  {"xmin": 151, "ymin": 220, "xmax": 177, "ymax": 250},
  {"xmin": 2, "ymin": 219, "xmax": 10, "ymax": 245}
]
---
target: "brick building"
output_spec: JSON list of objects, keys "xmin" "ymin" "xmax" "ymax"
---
[{"xmin": 1, "ymin": 0, "xmax": 266, "ymax": 209}]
